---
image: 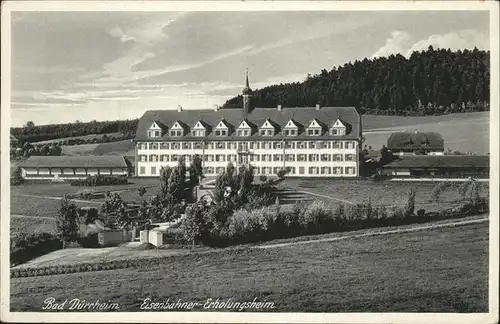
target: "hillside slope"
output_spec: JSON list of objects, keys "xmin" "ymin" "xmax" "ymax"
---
[{"xmin": 223, "ymin": 47, "xmax": 490, "ymax": 116}]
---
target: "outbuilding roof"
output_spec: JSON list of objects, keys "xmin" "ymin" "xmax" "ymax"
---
[
  {"xmin": 20, "ymin": 156, "xmax": 128, "ymax": 168},
  {"xmin": 382, "ymin": 155, "xmax": 489, "ymax": 169},
  {"xmin": 387, "ymin": 132, "xmax": 444, "ymax": 151},
  {"xmin": 135, "ymin": 106, "xmax": 361, "ymax": 141}
]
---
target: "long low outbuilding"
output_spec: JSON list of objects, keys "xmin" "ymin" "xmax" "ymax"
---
[
  {"xmin": 380, "ymin": 155, "xmax": 489, "ymax": 178},
  {"xmin": 19, "ymin": 156, "xmax": 129, "ymax": 180}
]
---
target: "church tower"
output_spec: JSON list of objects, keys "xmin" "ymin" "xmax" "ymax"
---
[{"xmin": 242, "ymin": 69, "xmax": 253, "ymax": 116}]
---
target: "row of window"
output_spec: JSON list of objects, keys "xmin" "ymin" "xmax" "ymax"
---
[
  {"xmin": 139, "ymin": 165, "xmax": 356, "ymax": 176},
  {"xmin": 138, "ymin": 153, "xmax": 357, "ymax": 163},
  {"xmin": 25, "ymin": 167, "xmax": 125, "ymax": 175},
  {"xmin": 138, "ymin": 140, "xmax": 357, "ymax": 151},
  {"xmin": 151, "ymin": 127, "xmax": 348, "ymax": 138}
]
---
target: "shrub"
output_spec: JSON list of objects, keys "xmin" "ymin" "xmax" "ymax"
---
[
  {"xmin": 417, "ymin": 209, "xmax": 426, "ymax": 217},
  {"xmin": 11, "ymin": 167, "xmax": 24, "ymax": 185},
  {"xmin": 180, "ymin": 203, "xmax": 209, "ymax": 248},
  {"xmin": 259, "ymin": 175, "xmax": 268, "ymax": 183},
  {"xmin": 298, "ymin": 201, "xmax": 334, "ymax": 234},
  {"xmin": 390, "ymin": 207, "xmax": 406, "ymax": 219},
  {"xmin": 276, "ymin": 168, "xmax": 288, "ymax": 179},
  {"xmin": 70, "ymin": 175, "xmax": 128, "ymax": 187},
  {"xmin": 56, "ymin": 196, "xmax": 79, "ymax": 249},
  {"xmin": 10, "ymin": 232, "xmax": 62, "ymax": 266},
  {"xmin": 226, "ymin": 206, "xmax": 278, "ymax": 243},
  {"xmin": 405, "ymin": 189, "xmax": 416, "ymax": 217},
  {"xmin": 344, "ymin": 204, "xmax": 365, "ymax": 222}
]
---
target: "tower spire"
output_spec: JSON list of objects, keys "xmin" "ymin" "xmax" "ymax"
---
[{"xmin": 242, "ymin": 68, "xmax": 253, "ymax": 115}]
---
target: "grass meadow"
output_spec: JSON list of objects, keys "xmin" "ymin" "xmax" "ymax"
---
[
  {"xmin": 9, "ymin": 179, "xmax": 161, "ymax": 237},
  {"xmin": 10, "ymin": 217, "xmax": 57, "ymax": 237},
  {"xmin": 280, "ymin": 178, "xmax": 489, "ymax": 212},
  {"xmin": 10, "ymin": 222, "xmax": 488, "ymax": 312},
  {"xmin": 33, "ymin": 132, "xmax": 124, "ymax": 145},
  {"xmin": 362, "ymin": 112, "xmax": 489, "ymax": 153}
]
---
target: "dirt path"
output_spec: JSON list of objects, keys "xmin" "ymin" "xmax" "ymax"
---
[
  {"xmin": 11, "ymin": 214, "xmax": 55, "ymax": 220},
  {"xmin": 12, "ymin": 193, "xmax": 102, "ymax": 205},
  {"xmin": 254, "ymin": 216, "xmax": 488, "ymax": 250},
  {"xmin": 295, "ymin": 190, "xmax": 356, "ymax": 205}
]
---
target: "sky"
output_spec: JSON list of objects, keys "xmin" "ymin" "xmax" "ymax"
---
[{"xmin": 10, "ymin": 10, "xmax": 490, "ymax": 127}]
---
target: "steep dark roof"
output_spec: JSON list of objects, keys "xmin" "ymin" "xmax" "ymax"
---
[
  {"xmin": 382, "ymin": 155, "xmax": 489, "ymax": 169},
  {"xmin": 387, "ymin": 132, "xmax": 444, "ymax": 151},
  {"xmin": 135, "ymin": 107, "xmax": 361, "ymax": 141},
  {"xmin": 20, "ymin": 156, "xmax": 128, "ymax": 168},
  {"xmin": 153, "ymin": 120, "xmax": 168, "ymax": 132}
]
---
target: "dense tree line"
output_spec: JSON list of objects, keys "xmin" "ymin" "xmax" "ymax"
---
[
  {"xmin": 223, "ymin": 46, "xmax": 490, "ymax": 115},
  {"xmin": 11, "ymin": 119, "xmax": 139, "ymax": 144}
]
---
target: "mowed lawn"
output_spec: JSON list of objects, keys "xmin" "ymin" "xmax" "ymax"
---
[
  {"xmin": 281, "ymin": 179, "xmax": 489, "ymax": 211},
  {"xmin": 9, "ymin": 179, "xmax": 160, "ymax": 236},
  {"xmin": 362, "ymin": 112, "xmax": 489, "ymax": 153},
  {"xmin": 10, "ymin": 217, "xmax": 57, "ymax": 236},
  {"xmin": 10, "ymin": 222, "xmax": 488, "ymax": 312}
]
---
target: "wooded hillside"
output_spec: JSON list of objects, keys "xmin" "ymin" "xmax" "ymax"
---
[
  {"xmin": 223, "ymin": 46, "xmax": 490, "ymax": 116},
  {"xmin": 11, "ymin": 119, "xmax": 139, "ymax": 144}
]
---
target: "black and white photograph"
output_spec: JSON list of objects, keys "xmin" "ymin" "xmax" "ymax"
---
[{"xmin": 1, "ymin": 1, "xmax": 498, "ymax": 323}]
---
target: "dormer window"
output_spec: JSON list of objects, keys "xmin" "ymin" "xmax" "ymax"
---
[
  {"xmin": 236, "ymin": 120, "xmax": 253, "ymax": 137},
  {"xmin": 169, "ymin": 121, "xmax": 187, "ymax": 137},
  {"xmin": 307, "ymin": 128, "xmax": 321, "ymax": 136},
  {"xmin": 283, "ymin": 119, "xmax": 299, "ymax": 137},
  {"xmin": 215, "ymin": 129, "xmax": 227, "ymax": 136},
  {"xmin": 237, "ymin": 129, "xmax": 250, "ymax": 137},
  {"xmin": 306, "ymin": 119, "xmax": 323, "ymax": 137},
  {"xmin": 148, "ymin": 121, "xmax": 166, "ymax": 138},
  {"xmin": 192, "ymin": 130, "xmax": 206, "ymax": 137},
  {"xmin": 330, "ymin": 119, "xmax": 347, "ymax": 136},
  {"xmin": 215, "ymin": 119, "xmax": 231, "ymax": 137},
  {"xmin": 259, "ymin": 119, "xmax": 276, "ymax": 137},
  {"xmin": 192, "ymin": 120, "xmax": 209, "ymax": 137},
  {"xmin": 170, "ymin": 130, "xmax": 183, "ymax": 137},
  {"xmin": 148, "ymin": 130, "xmax": 161, "ymax": 138}
]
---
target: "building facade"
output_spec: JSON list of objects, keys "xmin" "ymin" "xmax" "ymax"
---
[
  {"xmin": 20, "ymin": 156, "xmax": 129, "ymax": 180},
  {"xmin": 380, "ymin": 155, "xmax": 489, "ymax": 178},
  {"xmin": 387, "ymin": 131, "xmax": 444, "ymax": 156},
  {"xmin": 134, "ymin": 74, "xmax": 362, "ymax": 178}
]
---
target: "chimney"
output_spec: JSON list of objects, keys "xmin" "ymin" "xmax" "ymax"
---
[
  {"xmin": 277, "ymin": 104, "xmax": 282, "ymax": 111},
  {"xmin": 315, "ymin": 104, "xmax": 320, "ymax": 111},
  {"xmin": 213, "ymin": 104, "xmax": 219, "ymax": 112},
  {"xmin": 177, "ymin": 105, "xmax": 183, "ymax": 112}
]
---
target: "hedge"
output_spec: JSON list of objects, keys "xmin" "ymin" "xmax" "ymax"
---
[
  {"xmin": 195, "ymin": 197, "xmax": 489, "ymax": 247},
  {"xmin": 70, "ymin": 175, "xmax": 128, "ymax": 187},
  {"xmin": 10, "ymin": 233, "xmax": 63, "ymax": 267}
]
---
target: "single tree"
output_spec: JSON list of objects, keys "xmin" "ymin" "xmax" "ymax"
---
[
  {"xmin": 404, "ymin": 189, "xmax": 416, "ymax": 217},
  {"xmin": 56, "ymin": 196, "xmax": 79, "ymax": 249},
  {"xmin": 138, "ymin": 186, "xmax": 147, "ymax": 198},
  {"xmin": 188, "ymin": 154, "xmax": 204, "ymax": 186},
  {"xmin": 181, "ymin": 203, "xmax": 207, "ymax": 249}
]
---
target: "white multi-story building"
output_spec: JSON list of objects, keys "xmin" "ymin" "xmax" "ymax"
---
[{"xmin": 134, "ymin": 73, "xmax": 362, "ymax": 178}]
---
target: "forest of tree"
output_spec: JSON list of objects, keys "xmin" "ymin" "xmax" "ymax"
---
[
  {"xmin": 11, "ymin": 119, "xmax": 139, "ymax": 144},
  {"xmin": 222, "ymin": 46, "xmax": 490, "ymax": 116}
]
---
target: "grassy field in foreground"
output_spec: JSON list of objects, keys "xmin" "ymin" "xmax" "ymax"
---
[
  {"xmin": 280, "ymin": 179, "xmax": 489, "ymax": 211},
  {"xmin": 10, "ymin": 222, "xmax": 488, "ymax": 312}
]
